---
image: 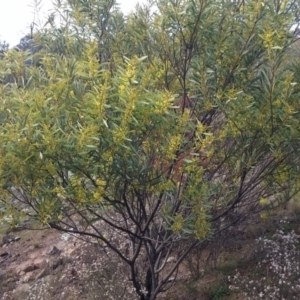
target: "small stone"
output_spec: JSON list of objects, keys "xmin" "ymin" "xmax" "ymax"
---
[
  {"xmin": 166, "ymin": 256, "xmax": 176, "ymax": 263},
  {"xmin": 0, "ymin": 270, "xmax": 6, "ymax": 280},
  {"xmin": 35, "ymin": 267, "xmax": 48, "ymax": 280},
  {"xmin": 13, "ymin": 283, "xmax": 31, "ymax": 295},
  {"xmin": 51, "ymin": 258, "xmax": 64, "ymax": 270},
  {"xmin": 0, "ymin": 252, "xmax": 9, "ymax": 257},
  {"xmin": 48, "ymin": 246, "xmax": 61, "ymax": 256},
  {"xmin": 23, "ymin": 264, "xmax": 38, "ymax": 273},
  {"xmin": 2, "ymin": 235, "xmax": 14, "ymax": 245},
  {"xmin": 70, "ymin": 268, "xmax": 78, "ymax": 277}
]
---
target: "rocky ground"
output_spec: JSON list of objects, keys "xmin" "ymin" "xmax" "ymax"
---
[
  {"xmin": 1, "ymin": 208, "xmax": 300, "ymax": 300},
  {"xmin": 0, "ymin": 225, "xmax": 82, "ymax": 299},
  {"xmin": 0, "ymin": 220, "xmax": 139, "ymax": 300}
]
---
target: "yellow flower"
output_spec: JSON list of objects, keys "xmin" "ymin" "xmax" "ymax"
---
[
  {"xmin": 259, "ymin": 198, "xmax": 267, "ymax": 206},
  {"xmin": 113, "ymin": 126, "xmax": 127, "ymax": 144},
  {"xmin": 118, "ymin": 84, "xmax": 126, "ymax": 94},
  {"xmin": 171, "ymin": 213, "xmax": 184, "ymax": 233},
  {"xmin": 260, "ymin": 213, "xmax": 269, "ymax": 220},
  {"xmin": 260, "ymin": 30, "xmax": 275, "ymax": 51},
  {"xmin": 154, "ymin": 92, "xmax": 173, "ymax": 114},
  {"xmin": 194, "ymin": 212, "xmax": 210, "ymax": 239},
  {"xmin": 166, "ymin": 134, "xmax": 181, "ymax": 160}
]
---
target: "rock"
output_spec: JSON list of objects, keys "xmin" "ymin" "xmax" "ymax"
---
[
  {"xmin": 48, "ymin": 246, "xmax": 61, "ymax": 256},
  {"xmin": 13, "ymin": 283, "xmax": 31, "ymax": 296},
  {"xmin": 70, "ymin": 268, "xmax": 78, "ymax": 277},
  {"xmin": 51, "ymin": 257, "xmax": 64, "ymax": 270},
  {"xmin": 21, "ymin": 273, "xmax": 33, "ymax": 283},
  {"xmin": 0, "ymin": 270, "xmax": 6, "ymax": 280},
  {"xmin": 35, "ymin": 267, "xmax": 49, "ymax": 280},
  {"xmin": 33, "ymin": 257, "xmax": 45, "ymax": 266},
  {"xmin": 2, "ymin": 235, "xmax": 21, "ymax": 245},
  {"xmin": 166, "ymin": 256, "xmax": 176, "ymax": 263},
  {"xmin": 2, "ymin": 235, "xmax": 15, "ymax": 245},
  {"xmin": 0, "ymin": 251, "xmax": 9, "ymax": 257},
  {"xmin": 41, "ymin": 275, "xmax": 53, "ymax": 284},
  {"xmin": 61, "ymin": 233, "xmax": 71, "ymax": 241},
  {"xmin": 23, "ymin": 264, "xmax": 39, "ymax": 273}
]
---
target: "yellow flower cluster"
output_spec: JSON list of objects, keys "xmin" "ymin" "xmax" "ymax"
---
[
  {"xmin": 226, "ymin": 88, "xmax": 239, "ymax": 100},
  {"xmin": 194, "ymin": 211, "xmax": 210, "ymax": 239},
  {"xmin": 280, "ymin": 0, "xmax": 288, "ymax": 11},
  {"xmin": 140, "ymin": 61, "xmax": 165, "ymax": 88},
  {"xmin": 154, "ymin": 91, "xmax": 173, "ymax": 114},
  {"xmin": 76, "ymin": 124, "xmax": 99, "ymax": 151},
  {"xmin": 260, "ymin": 28, "xmax": 286, "ymax": 55},
  {"xmin": 261, "ymin": 30, "xmax": 275, "ymax": 51},
  {"xmin": 259, "ymin": 198, "xmax": 267, "ymax": 206},
  {"xmin": 260, "ymin": 213, "xmax": 269, "ymax": 220},
  {"xmin": 183, "ymin": 155, "xmax": 198, "ymax": 169},
  {"xmin": 171, "ymin": 213, "xmax": 184, "ymax": 233},
  {"xmin": 102, "ymin": 151, "xmax": 113, "ymax": 164},
  {"xmin": 93, "ymin": 70, "xmax": 110, "ymax": 118},
  {"xmin": 53, "ymin": 185, "xmax": 66, "ymax": 199},
  {"xmin": 122, "ymin": 89, "xmax": 138, "ymax": 125},
  {"xmin": 114, "ymin": 59, "xmax": 142, "ymax": 145},
  {"xmin": 45, "ymin": 162, "xmax": 57, "ymax": 177},
  {"xmin": 42, "ymin": 56, "xmax": 56, "ymax": 78},
  {"xmin": 85, "ymin": 41, "xmax": 99, "ymax": 79},
  {"xmin": 113, "ymin": 126, "xmax": 127, "ymax": 144},
  {"xmin": 180, "ymin": 161, "xmax": 204, "ymax": 201},
  {"xmin": 178, "ymin": 109, "xmax": 191, "ymax": 129},
  {"xmin": 42, "ymin": 125, "xmax": 56, "ymax": 151},
  {"xmin": 275, "ymin": 167, "xmax": 289, "ymax": 184},
  {"xmin": 125, "ymin": 63, "xmax": 137, "ymax": 82},
  {"xmin": 166, "ymin": 134, "xmax": 181, "ymax": 160},
  {"xmin": 70, "ymin": 176, "xmax": 87, "ymax": 204},
  {"xmin": 196, "ymin": 121, "xmax": 206, "ymax": 137},
  {"xmin": 92, "ymin": 178, "xmax": 106, "ymax": 203}
]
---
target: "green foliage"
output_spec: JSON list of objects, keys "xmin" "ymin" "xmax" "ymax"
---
[
  {"xmin": 183, "ymin": 281, "xmax": 198, "ymax": 294},
  {"xmin": 217, "ymin": 260, "xmax": 238, "ymax": 276},
  {"xmin": 1, "ymin": 0, "xmax": 300, "ymax": 299},
  {"xmin": 208, "ymin": 282, "xmax": 231, "ymax": 300}
]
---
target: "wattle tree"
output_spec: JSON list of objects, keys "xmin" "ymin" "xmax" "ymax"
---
[{"xmin": 0, "ymin": 0, "xmax": 300, "ymax": 299}]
